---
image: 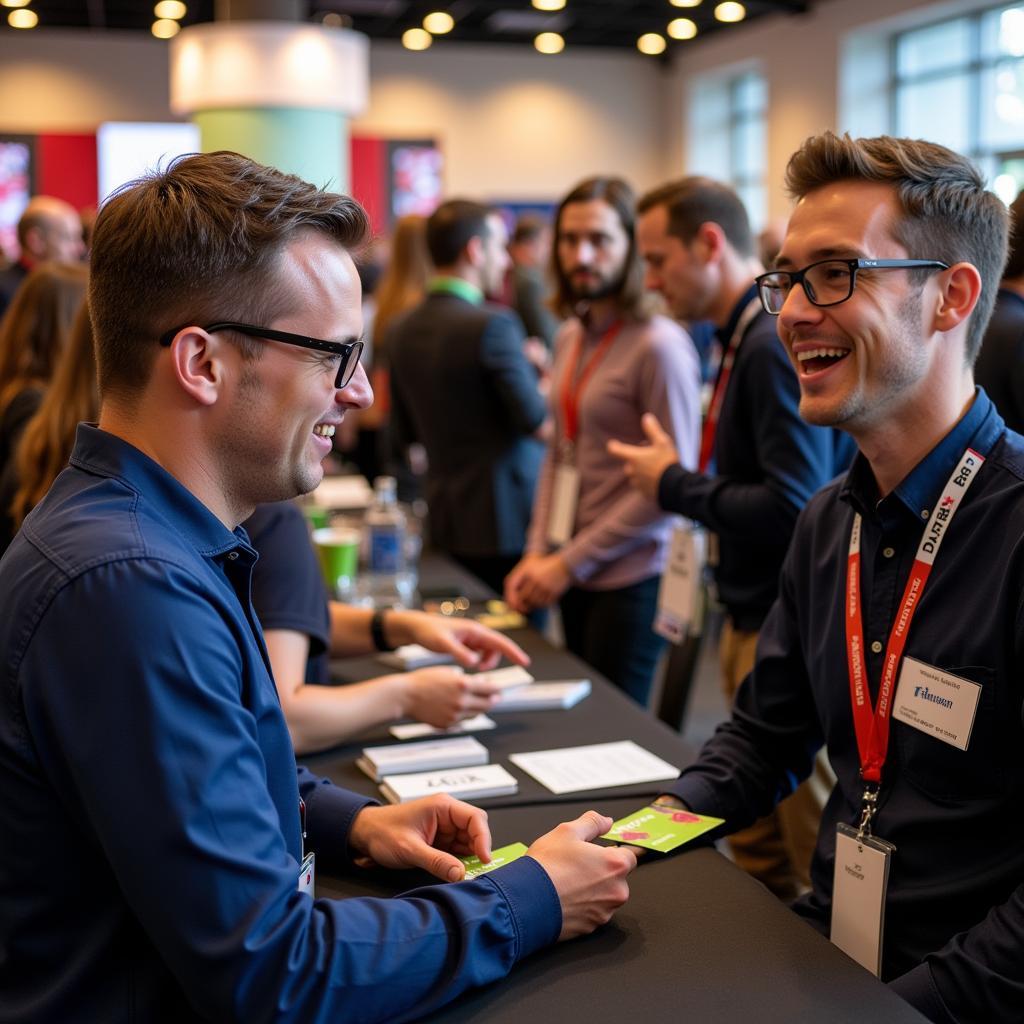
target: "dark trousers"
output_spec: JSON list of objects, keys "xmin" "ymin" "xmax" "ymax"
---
[{"xmin": 559, "ymin": 575, "xmax": 665, "ymax": 707}]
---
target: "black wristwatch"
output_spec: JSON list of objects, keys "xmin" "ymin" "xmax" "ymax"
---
[{"xmin": 370, "ymin": 608, "xmax": 396, "ymax": 652}]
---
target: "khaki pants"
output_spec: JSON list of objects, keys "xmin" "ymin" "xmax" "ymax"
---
[{"xmin": 719, "ymin": 619, "xmax": 833, "ymax": 902}]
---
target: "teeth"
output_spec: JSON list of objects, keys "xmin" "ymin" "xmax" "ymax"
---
[
  {"xmin": 313, "ymin": 424, "xmax": 336, "ymax": 437},
  {"xmin": 797, "ymin": 348, "xmax": 848, "ymax": 362}
]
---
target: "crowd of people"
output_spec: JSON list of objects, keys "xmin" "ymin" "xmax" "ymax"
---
[{"xmin": 0, "ymin": 130, "xmax": 1022, "ymax": 1023}]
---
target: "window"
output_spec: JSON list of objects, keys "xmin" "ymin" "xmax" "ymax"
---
[
  {"xmin": 893, "ymin": 3, "xmax": 1024, "ymax": 202},
  {"xmin": 688, "ymin": 69, "xmax": 767, "ymax": 230}
]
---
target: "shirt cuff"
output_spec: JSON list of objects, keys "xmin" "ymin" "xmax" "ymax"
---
[
  {"xmin": 888, "ymin": 964, "xmax": 957, "ymax": 1024},
  {"xmin": 483, "ymin": 855, "xmax": 562, "ymax": 960},
  {"xmin": 303, "ymin": 781, "xmax": 378, "ymax": 871},
  {"xmin": 657, "ymin": 463, "xmax": 691, "ymax": 513}
]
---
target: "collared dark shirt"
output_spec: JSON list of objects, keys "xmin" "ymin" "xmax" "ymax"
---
[
  {"xmin": 0, "ymin": 425, "xmax": 560, "ymax": 1023},
  {"xmin": 658, "ymin": 286, "xmax": 855, "ymax": 630},
  {"xmin": 668, "ymin": 390, "xmax": 1024, "ymax": 1024},
  {"xmin": 974, "ymin": 288, "xmax": 1024, "ymax": 435}
]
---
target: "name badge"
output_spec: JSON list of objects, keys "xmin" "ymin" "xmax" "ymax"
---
[
  {"xmin": 548, "ymin": 463, "xmax": 579, "ymax": 546},
  {"xmin": 892, "ymin": 657, "xmax": 982, "ymax": 751},
  {"xmin": 298, "ymin": 851, "xmax": 316, "ymax": 896},
  {"xmin": 830, "ymin": 823, "xmax": 894, "ymax": 976},
  {"xmin": 654, "ymin": 526, "xmax": 705, "ymax": 643}
]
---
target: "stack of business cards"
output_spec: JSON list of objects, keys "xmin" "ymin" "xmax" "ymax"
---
[
  {"xmin": 471, "ymin": 665, "xmax": 534, "ymax": 689},
  {"xmin": 389, "ymin": 714, "xmax": 497, "ymax": 740},
  {"xmin": 356, "ymin": 736, "xmax": 489, "ymax": 782},
  {"xmin": 380, "ymin": 764, "xmax": 519, "ymax": 804},
  {"xmin": 493, "ymin": 679, "xmax": 591, "ymax": 712},
  {"xmin": 377, "ymin": 644, "xmax": 456, "ymax": 670}
]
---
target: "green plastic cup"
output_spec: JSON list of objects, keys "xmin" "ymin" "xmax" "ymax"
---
[
  {"xmin": 312, "ymin": 527, "xmax": 361, "ymax": 594},
  {"xmin": 302, "ymin": 505, "xmax": 331, "ymax": 531}
]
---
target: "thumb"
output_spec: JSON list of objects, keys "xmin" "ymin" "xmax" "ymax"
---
[
  {"xmin": 563, "ymin": 810, "xmax": 613, "ymax": 843},
  {"xmin": 642, "ymin": 413, "xmax": 669, "ymax": 444}
]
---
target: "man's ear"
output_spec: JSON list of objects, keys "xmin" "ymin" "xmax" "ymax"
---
[
  {"xmin": 21, "ymin": 225, "xmax": 46, "ymax": 260},
  {"xmin": 694, "ymin": 221, "xmax": 727, "ymax": 265},
  {"xmin": 932, "ymin": 262, "xmax": 982, "ymax": 335},
  {"xmin": 165, "ymin": 327, "xmax": 226, "ymax": 407}
]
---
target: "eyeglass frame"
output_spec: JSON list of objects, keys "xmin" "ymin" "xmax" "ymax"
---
[
  {"xmin": 754, "ymin": 258, "xmax": 950, "ymax": 316},
  {"xmin": 158, "ymin": 321, "xmax": 364, "ymax": 390}
]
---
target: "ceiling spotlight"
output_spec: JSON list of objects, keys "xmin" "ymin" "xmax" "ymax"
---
[
  {"xmin": 402, "ymin": 27, "xmax": 433, "ymax": 50},
  {"xmin": 7, "ymin": 7, "xmax": 37, "ymax": 26},
  {"xmin": 667, "ymin": 17, "xmax": 697, "ymax": 38},
  {"xmin": 151, "ymin": 17, "xmax": 180, "ymax": 37},
  {"xmin": 670, "ymin": 0, "xmax": 702, "ymax": 6},
  {"xmin": 423, "ymin": 11, "xmax": 454, "ymax": 33},
  {"xmin": 532, "ymin": 0, "xmax": 567, "ymax": 10},
  {"xmin": 714, "ymin": 1, "xmax": 746, "ymax": 21},
  {"xmin": 0, "ymin": 0, "xmax": 30, "ymax": 8},
  {"xmin": 637, "ymin": 32, "xmax": 667, "ymax": 55},
  {"xmin": 154, "ymin": 0, "xmax": 186, "ymax": 18},
  {"xmin": 534, "ymin": 31, "xmax": 565, "ymax": 53}
]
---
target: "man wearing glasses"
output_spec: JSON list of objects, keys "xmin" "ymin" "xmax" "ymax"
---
[
  {"xmin": 0, "ymin": 152, "xmax": 636, "ymax": 1023},
  {"xmin": 652, "ymin": 134, "xmax": 1023, "ymax": 1022}
]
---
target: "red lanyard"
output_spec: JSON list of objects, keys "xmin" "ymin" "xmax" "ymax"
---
[
  {"xmin": 699, "ymin": 299, "xmax": 761, "ymax": 473},
  {"xmin": 845, "ymin": 447, "xmax": 984, "ymax": 785},
  {"xmin": 560, "ymin": 320, "xmax": 622, "ymax": 444}
]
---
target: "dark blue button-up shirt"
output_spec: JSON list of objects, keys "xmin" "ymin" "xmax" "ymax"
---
[
  {"xmin": 0, "ymin": 425, "xmax": 560, "ymax": 1023},
  {"xmin": 668, "ymin": 390, "xmax": 1024, "ymax": 1023}
]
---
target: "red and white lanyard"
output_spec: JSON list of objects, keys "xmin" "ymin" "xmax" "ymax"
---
[
  {"xmin": 559, "ymin": 319, "xmax": 622, "ymax": 448},
  {"xmin": 698, "ymin": 299, "xmax": 761, "ymax": 473},
  {"xmin": 844, "ymin": 446, "xmax": 985, "ymax": 829}
]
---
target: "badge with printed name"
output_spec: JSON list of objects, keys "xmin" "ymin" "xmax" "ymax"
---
[
  {"xmin": 830, "ymin": 823, "xmax": 895, "ymax": 976},
  {"xmin": 892, "ymin": 657, "xmax": 982, "ymax": 751},
  {"xmin": 298, "ymin": 851, "xmax": 315, "ymax": 896},
  {"xmin": 548, "ymin": 463, "xmax": 580, "ymax": 546},
  {"xmin": 654, "ymin": 526, "xmax": 705, "ymax": 643}
]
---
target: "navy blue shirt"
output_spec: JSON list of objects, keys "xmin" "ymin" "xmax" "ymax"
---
[
  {"xmin": 245, "ymin": 501, "xmax": 332, "ymax": 685},
  {"xmin": 668, "ymin": 390, "xmax": 1024, "ymax": 1023},
  {"xmin": 0, "ymin": 425, "xmax": 560, "ymax": 1023},
  {"xmin": 657, "ymin": 287, "xmax": 855, "ymax": 630}
]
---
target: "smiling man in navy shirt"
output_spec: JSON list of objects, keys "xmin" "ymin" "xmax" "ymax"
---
[
  {"xmin": 653, "ymin": 134, "xmax": 1023, "ymax": 1023},
  {"xmin": 0, "ymin": 152, "xmax": 637, "ymax": 1023}
]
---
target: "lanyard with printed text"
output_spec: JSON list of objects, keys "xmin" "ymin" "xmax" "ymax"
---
[
  {"xmin": 559, "ymin": 320, "xmax": 622, "ymax": 447},
  {"xmin": 698, "ymin": 298, "xmax": 761, "ymax": 473},
  {"xmin": 844, "ymin": 446, "xmax": 984, "ymax": 831}
]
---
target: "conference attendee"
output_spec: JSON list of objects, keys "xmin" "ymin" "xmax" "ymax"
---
[
  {"xmin": 607, "ymin": 177, "xmax": 853, "ymax": 900},
  {"xmin": 655, "ymin": 133, "xmax": 1021, "ymax": 1023},
  {"xmin": 0, "ymin": 195, "xmax": 85, "ymax": 315},
  {"xmin": 389, "ymin": 199, "xmax": 548, "ymax": 596},
  {"xmin": 245, "ymin": 499, "xmax": 527, "ymax": 754},
  {"xmin": 973, "ymin": 188, "xmax": 1024, "ymax": 433},
  {"xmin": 0, "ymin": 151, "xmax": 637, "ymax": 1023},
  {"xmin": 0, "ymin": 301, "xmax": 95, "ymax": 553},
  {"xmin": 508, "ymin": 214, "xmax": 560, "ymax": 350},
  {"xmin": 505, "ymin": 177, "xmax": 701, "ymax": 706},
  {"xmin": 0, "ymin": 260, "xmax": 88, "ymax": 483}
]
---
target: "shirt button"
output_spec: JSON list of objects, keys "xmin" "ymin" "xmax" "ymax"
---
[
  {"xmin": 882, "ymin": 546, "xmax": 895, "ymax": 559},
  {"xmin": 871, "ymin": 640, "xmax": 883, "ymax": 654},
  {"xmin": 920, "ymin": 509, "xmax": 929, "ymax": 520},
  {"xmin": 227, "ymin": 551, "xmax": 239, "ymax": 561}
]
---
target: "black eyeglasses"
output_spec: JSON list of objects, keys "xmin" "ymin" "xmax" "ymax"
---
[
  {"xmin": 755, "ymin": 258, "xmax": 949, "ymax": 316},
  {"xmin": 159, "ymin": 321, "xmax": 364, "ymax": 389}
]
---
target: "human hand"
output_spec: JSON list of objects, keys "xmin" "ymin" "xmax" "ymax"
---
[
  {"xmin": 606, "ymin": 413, "xmax": 680, "ymax": 502},
  {"xmin": 348, "ymin": 795, "xmax": 492, "ymax": 882},
  {"xmin": 503, "ymin": 553, "xmax": 572, "ymax": 614},
  {"xmin": 392, "ymin": 609, "xmax": 530, "ymax": 672},
  {"xmin": 402, "ymin": 666, "xmax": 500, "ymax": 727},
  {"xmin": 523, "ymin": 336, "xmax": 552, "ymax": 375},
  {"xmin": 527, "ymin": 811, "xmax": 637, "ymax": 940}
]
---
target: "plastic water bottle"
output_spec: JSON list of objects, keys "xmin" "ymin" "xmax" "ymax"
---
[{"xmin": 363, "ymin": 477, "xmax": 410, "ymax": 607}]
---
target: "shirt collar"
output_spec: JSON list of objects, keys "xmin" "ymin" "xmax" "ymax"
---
[
  {"xmin": 839, "ymin": 388, "xmax": 1005, "ymax": 522},
  {"xmin": 428, "ymin": 276, "xmax": 484, "ymax": 305},
  {"xmin": 68, "ymin": 423, "xmax": 251, "ymax": 559},
  {"xmin": 714, "ymin": 283, "xmax": 761, "ymax": 346}
]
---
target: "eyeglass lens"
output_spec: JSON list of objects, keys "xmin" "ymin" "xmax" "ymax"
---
[{"xmin": 760, "ymin": 260, "xmax": 853, "ymax": 314}]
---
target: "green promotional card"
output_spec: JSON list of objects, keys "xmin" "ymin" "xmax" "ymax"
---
[
  {"xmin": 460, "ymin": 842, "xmax": 529, "ymax": 879},
  {"xmin": 602, "ymin": 805, "xmax": 724, "ymax": 853}
]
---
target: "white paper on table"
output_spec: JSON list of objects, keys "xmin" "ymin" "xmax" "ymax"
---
[
  {"xmin": 509, "ymin": 740, "xmax": 680, "ymax": 795},
  {"xmin": 389, "ymin": 715, "xmax": 497, "ymax": 740}
]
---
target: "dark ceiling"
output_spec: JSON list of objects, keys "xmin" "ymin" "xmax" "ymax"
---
[{"xmin": 2, "ymin": 0, "xmax": 810, "ymax": 51}]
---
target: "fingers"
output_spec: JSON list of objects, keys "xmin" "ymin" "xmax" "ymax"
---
[
  {"xmin": 641, "ymin": 412, "xmax": 670, "ymax": 445},
  {"xmin": 455, "ymin": 622, "xmax": 530, "ymax": 668},
  {"xmin": 606, "ymin": 438, "xmax": 641, "ymax": 462}
]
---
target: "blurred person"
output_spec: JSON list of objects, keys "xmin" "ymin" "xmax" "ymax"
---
[
  {"xmin": 0, "ymin": 260, "xmax": 88, "ymax": 482},
  {"xmin": 389, "ymin": 200, "xmax": 548, "ymax": 596},
  {"xmin": 0, "ymin": 196, "xmax": 85, "ymax": 315},
  {"xmin": 757, "ymin": 215, "xmax": 788, "ymax": 268},
  {"xmin": 509, "ymin": 214, "xmax": 559, "ymax": 351},
  {"xmin": 505, "ymin": 177, "xmax": 701, "ymax": 706},
  {"xmin": 974, "ymin": 187, "xmax": 1024, "ymax": 433},
  {"xmin": 0, "ymin": 302, "xmax": 96, "ymax": 553},
  {"xmin": 0, "ymin": 151, "xmax": 637, "ymax": 1023},
  {"xmin": 608, "ymin": 177, "xmax": 854, "ymax": 900}
]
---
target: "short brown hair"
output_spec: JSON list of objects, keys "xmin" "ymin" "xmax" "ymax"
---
[
  {"xmin": 638, "ymin": 177, "xmax": 754, "ymax": 257},
  {"xmin": 785, "ymin": 132, "xmax": 1008, "ymax": 364},
  {"xmin": 551, "ymin": 177, "xmax": 648, "ymax": 320},
  {"xmin": 89, "ymin": 151, "xmax": 370, "ymax": 399},
  {"xmin": 425, "ymin": 200, "xmax": 493, "ymax": 268}
]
